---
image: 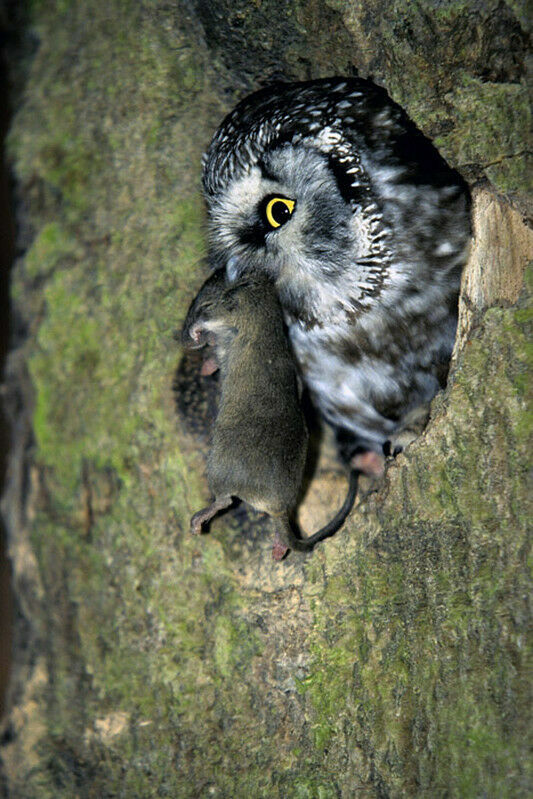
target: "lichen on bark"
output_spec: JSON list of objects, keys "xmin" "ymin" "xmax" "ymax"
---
[{"xmin": 1, "ymin": 1, "xmax": 531, "ymax": 797}]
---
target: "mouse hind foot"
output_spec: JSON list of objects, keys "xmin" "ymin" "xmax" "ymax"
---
[{"xmin": 190, "ymin": 495, "xmax": 233, "ymax": 535}]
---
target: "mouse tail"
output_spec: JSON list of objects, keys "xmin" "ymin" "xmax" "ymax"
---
[{"xmin": 288, "ymin": 469, "xmax": 359, "ymax": 552}]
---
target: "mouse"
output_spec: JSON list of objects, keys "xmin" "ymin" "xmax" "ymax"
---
[{"xmin": 181, "ymin": 269, "xmax": 358, "ymax": 560}]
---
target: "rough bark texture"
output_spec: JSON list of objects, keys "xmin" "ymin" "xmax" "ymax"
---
[{"xmin": 1, "ymin": 1, "xmax": 531, "ymax": 797}]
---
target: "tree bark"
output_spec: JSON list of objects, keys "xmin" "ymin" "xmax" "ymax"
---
[{"xmin": 1, "ymin": 1, "xmax": 531, "ymax": 797}]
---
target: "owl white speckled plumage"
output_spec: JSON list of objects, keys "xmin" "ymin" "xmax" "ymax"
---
[{"xmin": 202, "ymin": 77, "xmax": 471, "ymax": 457}]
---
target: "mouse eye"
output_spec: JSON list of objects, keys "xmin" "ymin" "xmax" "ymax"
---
[{"xmin": 264, "ymin": 196, "xmax": 296, "ymax": 229}]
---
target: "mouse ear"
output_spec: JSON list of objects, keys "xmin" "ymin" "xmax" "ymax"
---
[{"xmin": 200, "ymin": 355, "xmax": 219, "ymax": 376}]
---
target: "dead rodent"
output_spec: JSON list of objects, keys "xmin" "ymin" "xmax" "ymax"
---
[{"xmin": 181, "ymin": 270, "xmax": 358, "ymax": 560}]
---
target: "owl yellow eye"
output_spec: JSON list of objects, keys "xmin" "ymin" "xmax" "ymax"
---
[{"xmin": 265, "ymin": 196, "xmax": 296, "ymax": 229}]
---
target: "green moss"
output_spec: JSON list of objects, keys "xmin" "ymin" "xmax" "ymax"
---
[
  {"xmin": 325, "ymin": 0, "xmax": 529, "ymax": 195},
  {"xmin": 24, "ymin": 222, "xmax": 82, "ymax": 279},
  {"xmin": 291, "ymin": 781, "xmax": 341, "ymax": 799},
  {"xmin": 435, "ymin": 78, "xmax": 531, "ymax": 193}
]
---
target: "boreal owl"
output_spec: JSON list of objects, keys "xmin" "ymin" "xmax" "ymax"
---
[{"xmin": 201, "ymin": 77, "xmax": 471, "ymax": 460}]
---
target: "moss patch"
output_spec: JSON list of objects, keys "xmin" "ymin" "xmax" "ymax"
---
[{"xmin": 325, "ymin": 0, "xmax": 530, "ymax": 195}]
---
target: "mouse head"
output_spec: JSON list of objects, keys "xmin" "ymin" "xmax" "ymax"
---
[
  {"xmin": 182, "ymin": 268, "xmax": 278, "ymax": 348},
  {"xmin": 181, "ymin": 269, "xmax": 227, "ymax": 349}
]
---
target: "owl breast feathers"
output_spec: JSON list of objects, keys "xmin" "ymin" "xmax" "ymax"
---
[{"xmin": 202, "ymin": 77, "xmax": 471, "ymax": 456}]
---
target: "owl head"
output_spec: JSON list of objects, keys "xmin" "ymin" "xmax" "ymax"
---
[
  {"xmin": 202, "ymin": 81, "xmax": 383, "ymax": 315},
  {"xmin": 202, "ymin": 77, "xmax": 469, "ymax": 326}
]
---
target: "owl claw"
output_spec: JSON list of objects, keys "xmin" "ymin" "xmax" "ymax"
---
[{"xmin": 383, "ymin": 440, "xmax": 403, "ymax": 458}]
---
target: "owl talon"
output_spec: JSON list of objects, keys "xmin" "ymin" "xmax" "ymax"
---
[{"xmin": 383, "ymin": 440, "xmax": 403, "ymax": 458}]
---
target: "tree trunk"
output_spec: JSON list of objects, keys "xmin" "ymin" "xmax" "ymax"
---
[{"xmin": 1, "ymin": 1, "xmax": 530, "ymax": 797}]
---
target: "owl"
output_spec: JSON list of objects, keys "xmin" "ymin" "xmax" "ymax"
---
[{"xmin": 201, "ymin": 77, "xmax": 471, "ymax": 462}]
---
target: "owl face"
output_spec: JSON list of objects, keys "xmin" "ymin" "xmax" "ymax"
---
[
  {"xmin": 206, "ymin": 146, "xmax": 398, "ymax": 334},
  {"xmin": 207, "ymin": 141, "xmax": 372, "ymax": 321}
]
